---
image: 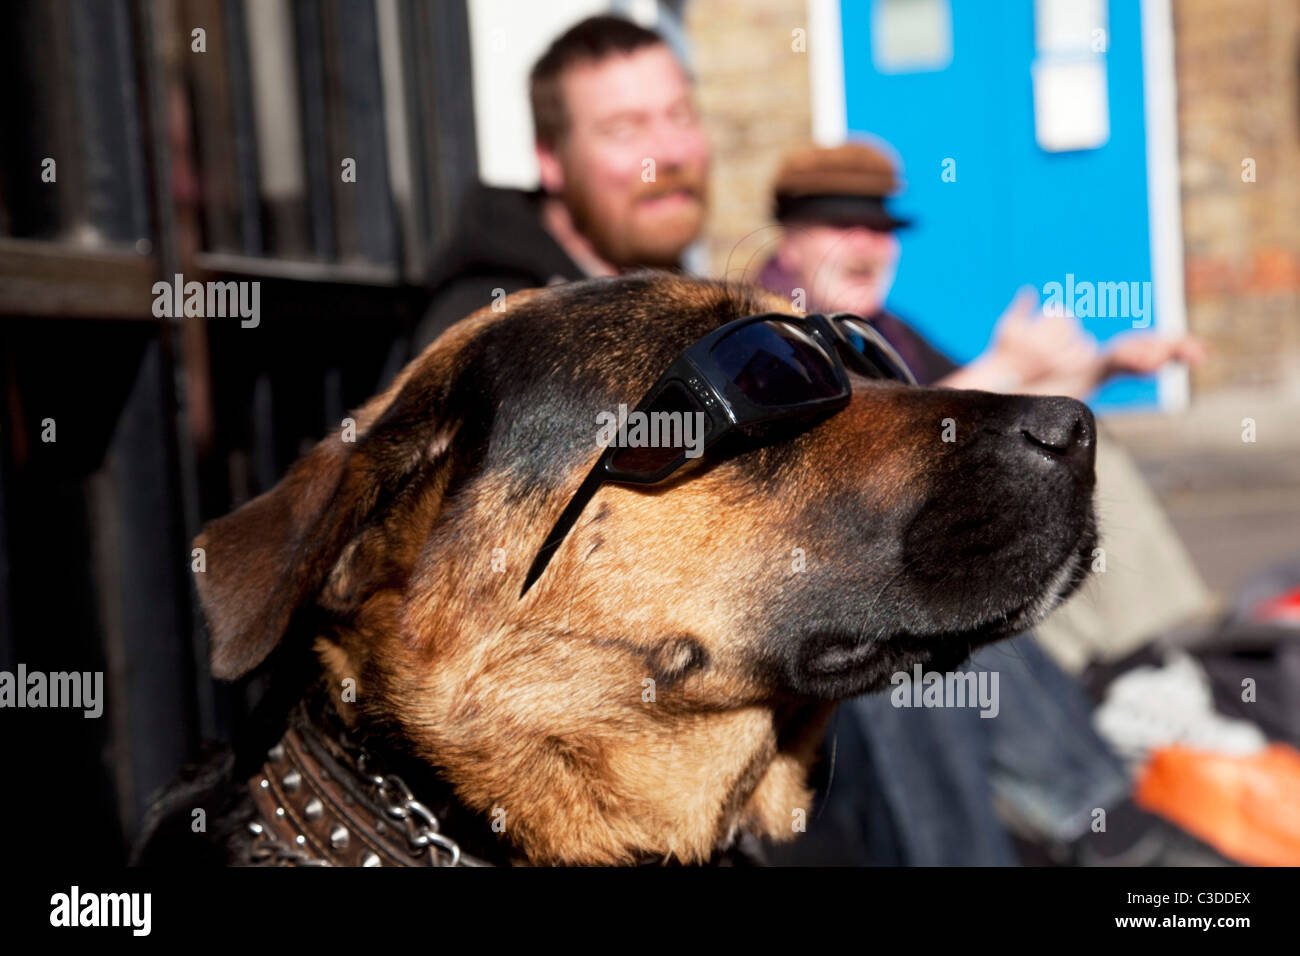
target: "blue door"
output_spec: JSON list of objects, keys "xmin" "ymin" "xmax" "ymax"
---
[{"xmin": 835, "ymin": 0, "xmax": 1178, "ymax": 410}]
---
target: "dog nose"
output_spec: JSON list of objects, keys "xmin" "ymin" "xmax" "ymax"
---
[{"xmin": 1018, "ymin": 396, "xmax": 1095, "ymax": 474}]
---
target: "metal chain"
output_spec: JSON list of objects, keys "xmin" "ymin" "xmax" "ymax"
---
[
  {"xmin": 270, "ymin": 700, "xmax": 468, "ymax": 867},
  {"xmin": 356, "ymin": 751, "xmax": 463, "ymax": 867}
]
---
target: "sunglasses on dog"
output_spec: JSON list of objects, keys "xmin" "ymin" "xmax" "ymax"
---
[{"xmin": 519, "ymin": 312, "xmax": 917, "ymax": 596}]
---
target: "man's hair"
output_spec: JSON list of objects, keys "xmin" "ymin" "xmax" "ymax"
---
[{"xmin": 529, "ymin": 15, "xmax": 667, "ymax": 149}]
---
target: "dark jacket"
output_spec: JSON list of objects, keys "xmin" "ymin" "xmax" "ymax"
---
[{"xmin": 415, "ymin": 186, "xmax": 585, "ymax": 351}]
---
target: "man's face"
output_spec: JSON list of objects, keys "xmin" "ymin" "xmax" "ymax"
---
[
  {"xmin": 538, "ymin": 44, "xmax": 710, "ymax": 268},
  {"xmin": 777, "ymin": 223, "xmax": 901, "ymax": 316}
]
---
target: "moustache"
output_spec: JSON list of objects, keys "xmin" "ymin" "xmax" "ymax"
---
[{"xmin": 635, "ymin": 172, "xmax": 705, "ymax": 204}]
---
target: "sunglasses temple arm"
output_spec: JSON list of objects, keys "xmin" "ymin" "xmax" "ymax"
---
[{"xmin": 519, "ymin": 466, "xmax": 607, "ymax": 598}]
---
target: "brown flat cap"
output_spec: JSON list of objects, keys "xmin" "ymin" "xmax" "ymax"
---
[
  {"xmin": 772, "ymin": 142, "xmax": 911, "ymax": 230},
  {"xmin": 773, "ymin": 141, "xmax": 903, "ymax": 200}
]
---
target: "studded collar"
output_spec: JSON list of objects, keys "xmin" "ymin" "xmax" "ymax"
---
[{"xmin": 244, "ymin": 699, "xmax": 493, "ymax": 867}]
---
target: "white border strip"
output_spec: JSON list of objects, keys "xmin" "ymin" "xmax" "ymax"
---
[
  {"xmin": 808, "ymin": 0, "xmax": 847, "ymax": 145},
  {"xmin": 1141, "ymin": 0, "xmax": 1189, "ymax": 411}
]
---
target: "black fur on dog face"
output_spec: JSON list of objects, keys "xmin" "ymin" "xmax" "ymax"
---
[{"xmin": 750, "ymin": 386, "xmax": 1097, "ymax": 699}]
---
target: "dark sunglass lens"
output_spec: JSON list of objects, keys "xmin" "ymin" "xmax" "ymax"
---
[
  {"xmin": 835, "ymin": 317, "xmax": 915, "ymax": 383},
  {"xmin": 608, "ymin": 443, "xmax": 680, "ymax": 475},
  {"xmin": 709, "ymin": 320, "xmax": 843, "ymax": 407},
  {"xmin": 607, "ymin": 381, "xmax": 704, "ymax": 476}
]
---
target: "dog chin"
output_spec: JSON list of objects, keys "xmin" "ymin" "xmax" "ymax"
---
[
  {"xmin": 999, "ymin": 527, "xmax": 1096, "ymax": 636},
  {"xmin": 788, "ymin": 523, "xmax": 1097, "ymax": 701}
]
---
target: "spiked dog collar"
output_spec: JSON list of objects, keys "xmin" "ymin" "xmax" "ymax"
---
[{"xmin": 244, "ymin": 704, "xmax": 491, "ymax": 868}]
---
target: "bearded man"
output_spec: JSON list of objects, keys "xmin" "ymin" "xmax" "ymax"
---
[{"xmin": 415, "ymin": 15, "xmax": 710, "ymax": 348}]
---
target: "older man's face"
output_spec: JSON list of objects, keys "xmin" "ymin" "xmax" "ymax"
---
[
  {"xmin": 778, "ymin": 223, "xmax": 901, "ymax": 316},
  {"xmin": 540, "ymin": 44, "xmax": 710, "ymax": 268}
]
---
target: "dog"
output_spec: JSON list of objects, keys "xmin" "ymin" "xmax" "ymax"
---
[{"xmin": 133, "ymin": 273, "xmax": 1096, "ymax": 867}]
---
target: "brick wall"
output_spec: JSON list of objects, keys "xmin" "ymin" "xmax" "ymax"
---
[
  {"xmin": 685, "ymin": 0, "xmax": 811, "ymax": 285},
  {"xmin": 1174, "ymin": 0, "xmax": 1300, "ymax": 394}
]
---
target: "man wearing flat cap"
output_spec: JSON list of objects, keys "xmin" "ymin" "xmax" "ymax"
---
[{"xmin": 757, "ymin": 140, "xmax": 1203, "ymax": 394}]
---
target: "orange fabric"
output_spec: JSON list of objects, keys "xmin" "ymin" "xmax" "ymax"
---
[{"xmin": 1135, "ymin": 743, "xmax": 1300, "ymax": 867}]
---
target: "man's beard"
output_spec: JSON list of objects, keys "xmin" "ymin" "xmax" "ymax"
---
[{"xmin": 565, "ymin": 167, "xmax": 707, "ymax": 269}]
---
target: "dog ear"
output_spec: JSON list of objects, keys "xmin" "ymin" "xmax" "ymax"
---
[{"xmin": 193, "ymin": 340, "xmax": 472, "ymax": 680}]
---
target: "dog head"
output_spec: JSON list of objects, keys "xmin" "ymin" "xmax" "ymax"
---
[{"xmin": 195, "ymin": 274, "xmax": 1096, "ymax": 864}]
